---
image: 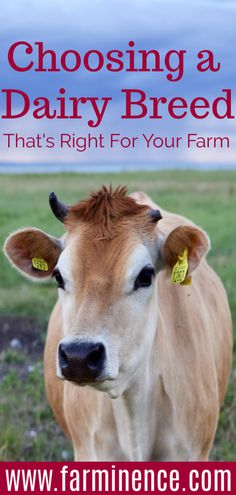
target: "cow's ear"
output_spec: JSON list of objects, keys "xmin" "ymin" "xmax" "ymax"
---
[
  {"xmin": 4, "ymin": 228, "xmax": 62, "ymax": 280},
  {"xmin": 161, "ymin": 225, "xmax": 210, "ymax": 274}
]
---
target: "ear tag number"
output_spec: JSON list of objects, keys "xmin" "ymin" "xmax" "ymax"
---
[
  {"xmin": 171, "ymin": 248, "xmax": 191, "ymax": 285},
  {"xmin": 32, "ymin": 257, "xmax": 48, "ymax": 271}
]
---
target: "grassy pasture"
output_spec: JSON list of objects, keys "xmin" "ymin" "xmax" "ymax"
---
[{"xmin": 0, "ymin": 170, "xmax": 235, "ymax": 460}]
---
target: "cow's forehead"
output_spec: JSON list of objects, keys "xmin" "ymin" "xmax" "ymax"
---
[
  {"xmin": 59, "ymin": 186, "xmax": 158, "ymax": 282},
  {"xmin": 59, "ymin": 223, "xmax": 155, "ymax": 289}
]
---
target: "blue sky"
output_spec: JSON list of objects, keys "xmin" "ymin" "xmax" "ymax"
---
[{"xmin": 1, "ymin": 0, "xmax": 236, "ymax": 167}]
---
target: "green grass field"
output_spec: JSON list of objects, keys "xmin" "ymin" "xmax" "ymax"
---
[{"xmin": 0, "ymin": 171, "xmax": 235, "ymax": 460}]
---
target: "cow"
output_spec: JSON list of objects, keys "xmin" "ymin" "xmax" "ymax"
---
[{"xmin": 4, "ymin": 186, "xmax": 232, "ymax": 461}]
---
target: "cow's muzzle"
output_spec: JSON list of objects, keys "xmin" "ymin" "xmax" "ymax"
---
[{"xmin": 58, "ymin": 341, "xmax": 106, "ymax": 383}]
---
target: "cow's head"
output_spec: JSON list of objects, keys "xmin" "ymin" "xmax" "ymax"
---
[{"xmin": 4, "ymin": 186, "xmax": 209, "ymax": 397}]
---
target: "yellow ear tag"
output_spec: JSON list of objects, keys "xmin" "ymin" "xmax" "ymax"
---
[
  {"xmin": 171, "ymin": 248, "xmax": 191, "ymax": 285},
  {"xmin": 32, "ymin": 257, "xmax": 48, "ymax": 271}
]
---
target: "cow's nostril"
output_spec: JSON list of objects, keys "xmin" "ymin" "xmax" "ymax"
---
[
  {"xmin": 87, "ymin": 343, "xmax": 105, "ymax": 369},
  {"xmin": 59, "ymin": 343, "xmax": 69, "ymax": 367},
  {"xmin": 61, "ymin": 349, "xmax": 69, "ymax": 365}
]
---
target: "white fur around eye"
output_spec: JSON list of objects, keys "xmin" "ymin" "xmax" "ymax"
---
[
  {"xmin": 56, "ymin": 247, "xmax": 73, "ymax": 292},
  {"xmin": 124, "ymin": 244, "xmax": 154, "ymax": 294}
]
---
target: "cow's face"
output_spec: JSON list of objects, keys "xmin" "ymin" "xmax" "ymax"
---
[
  {"xmin": 53, "ymin": 224, "xmax": 160, "ymax": 397},
  {"xmin": 4, "ymin": 187, "xmax": 209, "ymax": 398}
]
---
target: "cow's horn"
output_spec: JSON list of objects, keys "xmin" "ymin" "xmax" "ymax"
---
[
  {"xmin": 149, "ymin": 208, "xmax": 162, "ymax": 222},
  {"xmin": 49, "ymin": 192, "xmax": 68, "ymax": 223}
]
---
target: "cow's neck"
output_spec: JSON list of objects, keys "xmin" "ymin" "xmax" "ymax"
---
[{"xmin": 111, "ymin": 359, "xmax": 158, "ymax": 461}]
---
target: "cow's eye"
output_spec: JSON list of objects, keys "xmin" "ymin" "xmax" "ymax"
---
[
  {"xmin": 53, "ymin": 269, "xmax": 65, "ymax": 290},
  {"xmin": 134, "ymin": 266, "xmax": 155, "ymax": 290}
]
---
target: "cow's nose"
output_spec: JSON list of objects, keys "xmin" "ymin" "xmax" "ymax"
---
[{"xmin": 58, "ymin": 341, "xmax": 106, "ymax": 383}]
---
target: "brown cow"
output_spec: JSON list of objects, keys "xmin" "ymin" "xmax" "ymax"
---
[{"xmin": 4, "ymin": 186, "xmax": 232, "ymax": 460}]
